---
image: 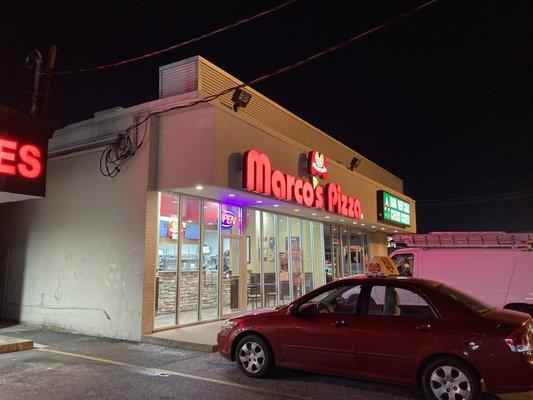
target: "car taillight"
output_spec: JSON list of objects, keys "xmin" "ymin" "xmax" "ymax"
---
[{"xmin": 506, "ymin": 318, "xmax": 533, "ymax": 353}]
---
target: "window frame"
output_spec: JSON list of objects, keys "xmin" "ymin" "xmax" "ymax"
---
[
  {"xmin": 360, "ymin": 282, "xmax": 441, "ymax": 319},
  {"xmin": 293, "ymin": 280, "xmax": 365, "ymax": 316}
]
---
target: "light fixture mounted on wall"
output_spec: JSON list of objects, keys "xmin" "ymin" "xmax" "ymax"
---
[
  {"xmin": 349, "ymin": 157, "xmax": 361, "ymax": 171},
  {"xmin": 231, "ymin": 88, "xmax": 252, "ymax": 112}
]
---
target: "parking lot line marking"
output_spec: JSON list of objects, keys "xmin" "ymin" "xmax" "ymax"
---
[{"xmin": 37, "ymin": 348, "xmax": 312, "ymax": 400}]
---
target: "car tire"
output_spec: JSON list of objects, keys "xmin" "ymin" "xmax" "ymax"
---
[
  {"xmin": 234, "ymin": 334, "xmax": 274, "ymax": 378},
  {"xmin": 421, "ymin": 357, "xmax": 480, "ymax": 400}
]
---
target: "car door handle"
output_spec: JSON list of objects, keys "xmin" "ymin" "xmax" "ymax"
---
[
  {"xmin": 332, "ymin": 320, "xmax": 349, "ymax": 328},
  {"xmin": 414, "ymin": 323, "xmax": 432, "ymax": 331}
]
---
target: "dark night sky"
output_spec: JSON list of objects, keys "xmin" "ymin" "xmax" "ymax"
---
[{"xmin": 2, "ymin": 0, "xmax": 532, "ymax": 232}]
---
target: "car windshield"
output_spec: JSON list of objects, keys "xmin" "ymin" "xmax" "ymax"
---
[{"xmin": 436, "ymin": 284, "xmax": 493, "ymax": 314}]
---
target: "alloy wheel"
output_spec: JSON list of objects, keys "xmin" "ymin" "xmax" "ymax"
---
[
  {"xmin": 430, "ymin": 365, "xmax": 471, "ymax": 400},
  {"xmin": 238, "ymin": 341, "xmax": 265, "ymax": 374}
]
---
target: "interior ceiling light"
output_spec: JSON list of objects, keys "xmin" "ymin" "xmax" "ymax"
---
[
  {"xmin": 195, "ymin": 185, "xmax": 203, "ymax": 190},
  {"xmin": 232, "ymin": 88, "xmax": 252, "ymax": 112},
  {"xmin": 294, "ymin": 209, "xmax": 300, "ymax": 212},
  {"xmin": 273, "ymin": 204, "xmax": 279, "ymax": 207},
  {"xmin": 256, "ymin": 200, "xmax": 262, "ymax": 203},
  {"xmin": 228, "ymin": 193, "xmax": 235, "ymax": 197}
]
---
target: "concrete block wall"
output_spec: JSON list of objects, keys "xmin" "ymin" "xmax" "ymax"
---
[{"xmin": 0, "ymin": 123, "xmax": 153, "ymax": 341}]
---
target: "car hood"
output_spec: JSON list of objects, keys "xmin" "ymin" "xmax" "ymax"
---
[{"xmin": 232, "ymin": 305, "xmax": 288, "ymax": 320}]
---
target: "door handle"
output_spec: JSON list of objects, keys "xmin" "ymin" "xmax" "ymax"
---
[
  {"xmin": 332, "ymin": 320, "xmax": 348, "ymax": 328},
  {"xmin": 414, "ymin": 323, "xmax": 432, "ymax": 331}
]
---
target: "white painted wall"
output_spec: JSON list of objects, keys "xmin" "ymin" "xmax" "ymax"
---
[{"xmin": 0, "ymin": 126, "xmax": 153, "ymax": 341}]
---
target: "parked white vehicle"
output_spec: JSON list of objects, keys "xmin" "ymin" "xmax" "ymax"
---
[{"xmin": 389, "ymin": 232, "xmax": 533, "ymax": 315}]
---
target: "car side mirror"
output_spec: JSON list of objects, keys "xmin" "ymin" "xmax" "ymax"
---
[{"xmin": 293, "ymin": 302, "xmax": 318, "ymax": 316}]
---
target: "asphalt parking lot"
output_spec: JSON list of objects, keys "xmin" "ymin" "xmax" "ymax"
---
[{"xmin": 0, "ymin": 325, "xmax": 528, "ymax": 400}]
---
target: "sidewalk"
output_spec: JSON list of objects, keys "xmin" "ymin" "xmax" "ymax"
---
[
  {"xmin": 0, "ymin": 322, "xmax": 34, "ymax": 354},
  {"xmin": 141, "ymin": 320, "xmax": 223, "ymax": 352}
]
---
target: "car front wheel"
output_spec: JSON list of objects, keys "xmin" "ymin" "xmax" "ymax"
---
[
  {"xmin": 235, "ymin": 334, "xmax": 274, "ymax": 378},
  {"xmin": 421, "ymin": 357, "xmax": 480, "ymax": 400}
]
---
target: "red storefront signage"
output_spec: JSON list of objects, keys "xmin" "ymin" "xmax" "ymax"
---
[
  {"xmin": 243, "ymin": 149, "xmax": 362, "ymax": 219},
  {"xmin": 0, "ymin": 107, "xmax": 53, "ymax": 199},
  {"xmin": 0, "ymin": 137, "xmax": 43, "ymax": 179}
]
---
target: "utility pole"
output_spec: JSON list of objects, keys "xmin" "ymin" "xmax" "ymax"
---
[
  {"xmin": 38, "ymin": 44, "xmax": 58, "ymax": 118},
  {"xmin": 26, "ymin": 49, "xmax": 42, "ymax": 116},
  {"xmin": 26, "ymin": 44, "xmax": 58, "ymax": 118}
]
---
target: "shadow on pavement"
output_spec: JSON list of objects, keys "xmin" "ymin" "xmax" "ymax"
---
[{"xmin": 273, "ymin": 367, "xmax": 503, "ymax": 400}]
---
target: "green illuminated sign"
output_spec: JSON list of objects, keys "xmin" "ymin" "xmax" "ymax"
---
[{"xmin": 377, "ymin": 190, "xmax": 411, "ymax": 226}]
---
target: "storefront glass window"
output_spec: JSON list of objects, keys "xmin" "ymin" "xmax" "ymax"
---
[
  {"xmin": 201, "ymin": 201, "xmax": 219, "ymax": 321},
  {"xmin": 277, "ymin": 216, "xmax": 290, "ymax": 305},
  {"xmin": 323, "ymin": 225, "xmax": 332, "ymax": 283},
  {"xmin": 222, "ymin": 236, "xmax": 240, "ymax": 315},
  {"xmin": 363, "ymin": 232, "xmax": 371, "ymax": 267},
  {"xmin": 262, "ymin": 212, "xmax": 277, "ymax": 307},
  {"xmin": 301, "ymin": 219, "xmax": 313, "ymax": 294},
  {"xmin": 245, "ymin": 210, "xmax": 262, "ymax": 310},
  {"xmin": 312, "ymin": 221, "xmax": 325, "ymax": 287},
  {"xmin": 289, "ymin": 217, "xmax": 304, "ymax": 300},
  {"xmin": 220, "ymin": 204, "xmax": 242, "ymax": 235},
  {"xmin": 348, "ymin": 229, "xmax": 365, "ymax": 275},
  {"xmin": 341, "ymin": 227, "xmax": 350, "ymax": 277},
  {"xmin": 178, "ymin": 197, "xmax": 201, "ymax": 324},
  {"xmin": 155, "ymin": 192, "xmax": 179, "ymax": 328}
]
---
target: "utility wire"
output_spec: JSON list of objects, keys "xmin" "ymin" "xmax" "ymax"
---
[
  {"xmin": 417, "ymin": 190, "xmax": 533, "ymax": 206},
  {"xmin": 100, "ymin": 0, "xmax": 438, "ymax": 177},
  {"xmin": 44, "ymin": 0, "xmax": 297, "ymax": 76}
]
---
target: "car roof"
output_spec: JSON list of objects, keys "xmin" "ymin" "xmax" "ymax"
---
[{"xmin": 338, "ymin": 275, "xmax": 442, "ymax": 289}]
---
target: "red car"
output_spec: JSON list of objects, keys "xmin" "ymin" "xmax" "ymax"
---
[{"xmin": 218, "ymin": 276, "xmax": 533, "ymax": 400}]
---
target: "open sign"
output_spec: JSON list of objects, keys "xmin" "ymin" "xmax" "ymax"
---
[{"xmin": 221, "ymin": 210, "xmax": 237, "ymax": 229}]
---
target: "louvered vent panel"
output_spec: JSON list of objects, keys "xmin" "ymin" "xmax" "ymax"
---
[{"xmin": 159, "ymin": 58, "xmax": 199, "ymax": 99}]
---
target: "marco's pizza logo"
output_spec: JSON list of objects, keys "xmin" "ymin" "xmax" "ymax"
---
[
  {"xmin": 308, "ymin": 151, "xmax": 328, "ymax": 189},
  {"xmin": 308, "ymin": 151, "xmax": 328, "ymax": 178}
]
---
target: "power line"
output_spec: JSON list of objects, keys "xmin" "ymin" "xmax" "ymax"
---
[
  {"xmin": 417, "ymin": 190, "xmax": 533, "ymax": 206},
  {"xmin": 100, "ymin": 0, "xmax": 438, "ymax": 177},
  {"xmin": 45, "ymin": 0, "xmax": 297, "ymax": 76}
]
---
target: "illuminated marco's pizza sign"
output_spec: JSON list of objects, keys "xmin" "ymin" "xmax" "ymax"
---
[
  {"xmin": 0, "ymin": 136, "xmax": 43, "ymax": 179},
  {"xmin": 243, "ymin": 149, "xmax": 362, "ymax": 219}
]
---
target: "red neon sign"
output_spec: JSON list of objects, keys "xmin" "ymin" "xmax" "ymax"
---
[
  {"xmin": 243, "ymin": 149, "xmax": 362, "ymax": 219},
  {"xmin": 0, "ymin": 137, "xmax": 43, "ymax": 179}
]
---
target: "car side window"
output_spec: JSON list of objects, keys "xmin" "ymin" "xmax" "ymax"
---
[
  {"xmin": 367, "ymin": 285, "xmax": 435, "ymax": 318},
  {"xmin": 307, "ymin": 284, "xmax": 362, "ymax": 315}
]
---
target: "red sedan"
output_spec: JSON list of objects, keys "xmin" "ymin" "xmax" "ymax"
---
[{"xmin": 218, "ymin": 276, "xmax": 533, "ymax": 400}]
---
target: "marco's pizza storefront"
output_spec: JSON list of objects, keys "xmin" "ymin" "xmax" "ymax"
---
[
  {"xmin": 150, "ymin": 148, "xmax": 414, "ymax": 331},
  {"xmin": 0, "ymin": 57, "xmax": 416, "ymax": 340}
]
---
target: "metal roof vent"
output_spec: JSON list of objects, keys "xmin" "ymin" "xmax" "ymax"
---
[{"xmin": 159, "ymin": 56, "xmax": 199, "ymax": 99}]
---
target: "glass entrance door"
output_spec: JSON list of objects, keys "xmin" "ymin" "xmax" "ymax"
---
[
  {"xmin": 222, "ymin": 236, "xmax": 241, "ymax": 316},
  {"xmin": 331, "ymin": 228, "xmax": 342, "ymax": 280}
]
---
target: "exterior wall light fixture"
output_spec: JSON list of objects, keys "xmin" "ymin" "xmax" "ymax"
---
[{"xmin": 232, "ymin": 88, "xmax": 252, "ymax": 112}]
